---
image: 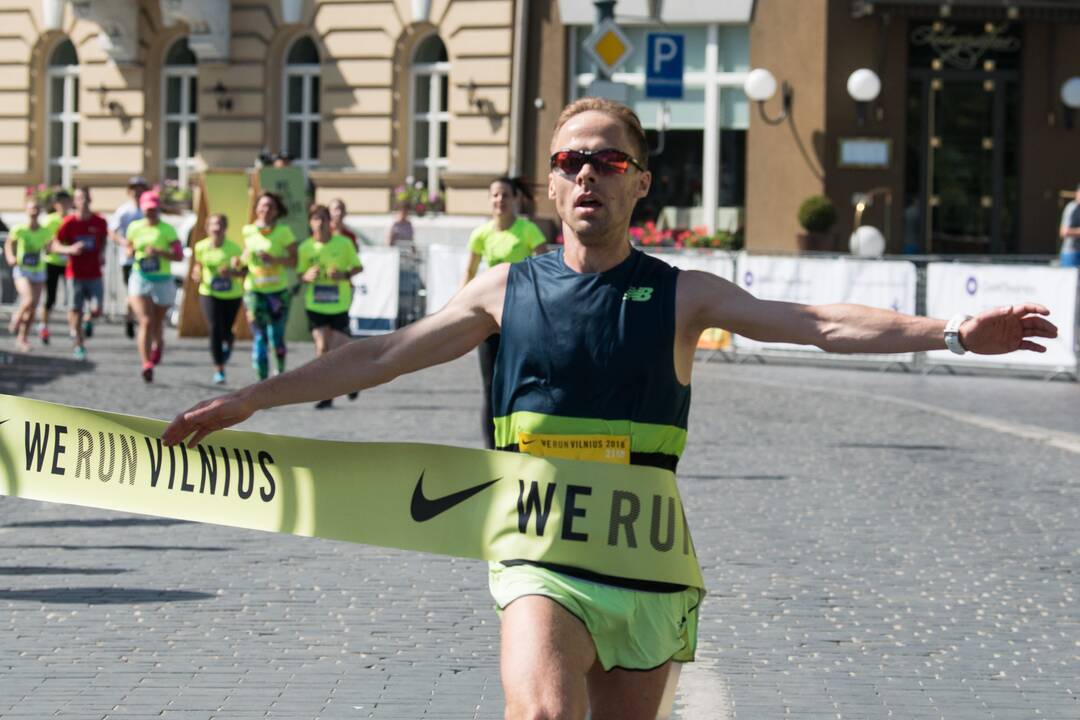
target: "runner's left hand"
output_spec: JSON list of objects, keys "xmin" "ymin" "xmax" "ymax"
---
[
  {"xmin": 960, "ymin": 304, "xmax": 1057, "ymax": 355},
  {"xmin": 163, "ymin": 392, "xmax": 256, "ymax": 448}
]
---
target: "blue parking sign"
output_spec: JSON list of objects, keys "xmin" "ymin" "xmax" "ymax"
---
[{"xmin": 646, "ymin": 33, "xmax": 684, "ymax": 99}]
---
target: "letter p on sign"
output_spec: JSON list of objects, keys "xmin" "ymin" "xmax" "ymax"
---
[{"xmin": 645, "ymin": 33, "xmax": 684, "ymax": 100}]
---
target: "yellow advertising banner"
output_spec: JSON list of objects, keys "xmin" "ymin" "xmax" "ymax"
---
[{"xmin": 0, "ymin": 396, "xmax": 704, "ymax": 590}]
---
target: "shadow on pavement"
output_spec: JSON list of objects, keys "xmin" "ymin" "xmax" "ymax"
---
[
  {"xmin": 0, "ymin": 565, "xmax": 129, "ymax": 575},
  {"xmin": 8, "ymin": 543, "xmax": 233, "ymax": 552},
  {"xmin": 0, "ymin": 587, "xmax": 214, "ymax": 604},
  {"xmin": 0, "ymin": 346, "xmax": 94, "ymax": 395},
  {"xmin": 3, "ymin": 518, "xmax": 188, "ymax": 529}
]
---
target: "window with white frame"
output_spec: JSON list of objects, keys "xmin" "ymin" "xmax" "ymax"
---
[
  {"xmin": 46, "ymin": 40, "xmax": 80, "ymax": 188},
  {"xmin": 411, "ymin": 36, "xmax": 450, "ymax": 194},
  {"xmin": 162, "ymin": 39, "xmax": 198, "ymax": 189},
  {"xmin": 283, "ymin": 37, "xmax": 320, "ymax": 171}
]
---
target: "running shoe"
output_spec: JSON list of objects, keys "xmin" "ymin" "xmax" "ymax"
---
[
  {"xmin": 314, "ymin": 399, "xmax": 333, "ymax": 409},
  {"xmin": 213, "ymin": 370, "xmax": 226, "ymax": 385},
  {"xmin": 39, "ymin": 326, "xmax": 49, "ymax": 345},
  {"xmin": 141, "ymin": 362, "xmax": 154, "ymax": 383},
  {"xmin": 125, "ymin": 318, "xmax": 135, "ymax": 338},
  {"xmin": 73, "ymin": 346, "xmax": 87, "ymax": 361},
  {"xmin": 347, "ymin": 391, "xmax": 359, "ymax": 401},
  {"xmin": 83, "ymin": 319, "xmax": 93, "ymax": 338},
  {"xmin": 150, "ymin": 344, "xmax": 162, "ymax": 366}
]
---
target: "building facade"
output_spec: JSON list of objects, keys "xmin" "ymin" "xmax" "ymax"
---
[
  {"xmin": 748, "ymin": 0, "xmax": 1080, "ymax": 255},
  {"xmin": 0, "ymin": 0, "xmax": 525, "ymax": 214}
]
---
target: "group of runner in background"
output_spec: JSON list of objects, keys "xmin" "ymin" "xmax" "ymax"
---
[{"xmin": 5, "ymin": 174, "xmax": 546, "ymax": 418}]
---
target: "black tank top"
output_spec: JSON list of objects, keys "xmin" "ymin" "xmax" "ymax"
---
[{"xmin": 493, "ymin": 247, "xmax": 691, "ymax": 591}]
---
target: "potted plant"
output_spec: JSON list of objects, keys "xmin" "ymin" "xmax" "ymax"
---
[{"xmin": 796, "ymin": 194, "xmax": 837, "ymax": 252}]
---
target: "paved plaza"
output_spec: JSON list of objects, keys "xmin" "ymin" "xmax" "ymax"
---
[{"xmin": 1, "ymin": 321, "xmax": 1078, "ymax": 719}]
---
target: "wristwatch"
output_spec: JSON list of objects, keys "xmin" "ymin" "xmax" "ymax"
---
[{"xmin": 944, "ymin": 314, "xmax": 972, "ymax": 355}]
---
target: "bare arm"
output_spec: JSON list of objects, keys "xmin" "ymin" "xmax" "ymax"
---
[
  {"xmin": 163, "ymin": 264, "xmax": 510, "ymax": 447},
  {"xmin": 461, "ymin": 251, "xmax": 482, "ymax": 288},
  {"xmin": 678, "ymin": 270, "xmax": 1057, "ymax": 356}
]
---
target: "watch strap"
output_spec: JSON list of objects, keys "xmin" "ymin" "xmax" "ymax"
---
[{"xmin": 944, "ymin": 313, "xmax": 972, "ymax": 355}]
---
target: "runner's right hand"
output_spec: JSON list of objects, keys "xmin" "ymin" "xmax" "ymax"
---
[{"xmin": 163, "ymin": 392, "xmax": 257, "ymax": 448}]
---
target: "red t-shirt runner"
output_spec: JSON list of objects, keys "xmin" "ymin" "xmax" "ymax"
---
[{"xmin": 56, "ymin": 214, "xmax": 108, "ymax": 280}]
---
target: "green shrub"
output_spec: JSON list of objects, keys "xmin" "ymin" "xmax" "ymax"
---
[{"xmin": 797, "ymin": 195, "xmax": 837, "ymax": 233}]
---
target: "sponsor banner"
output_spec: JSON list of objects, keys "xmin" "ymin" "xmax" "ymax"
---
[
  {"xmin": 425, "ymin": 244, "xmax": 472, "ymax": 315},
  {"xmin": 734, "ymin": 255, "xmax": 918, "ymax": 361},
  {"xmin": 651, "ymin": 251, "xmax": 737, "ymax": 351},
  {"xmin": 926, "ymin": 263, "xmax": 1078, "ymax": 371},
  {"xmin": 0, "ymin": 395, "xmax": 704, "ymax": 590},
  {"xmin": 349, "ymin": 247, "xmax": 400, "ymax": 335}
]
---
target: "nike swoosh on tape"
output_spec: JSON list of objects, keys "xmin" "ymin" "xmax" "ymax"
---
[{"xmin": 410, "ymin": 471, "xmax": 501, "ymax": 522}]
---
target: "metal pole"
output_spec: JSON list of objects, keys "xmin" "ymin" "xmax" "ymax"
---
[{"xmin": 594, "ymin": 1, "xmax": 616, "ymax": 80}]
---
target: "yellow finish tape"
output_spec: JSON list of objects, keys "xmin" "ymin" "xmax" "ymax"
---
[{"xmin": 0, "ymin": 395, "xmax": 703, "ymax": 589}]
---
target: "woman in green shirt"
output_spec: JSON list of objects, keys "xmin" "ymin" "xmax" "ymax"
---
[
  {"xmin": 461, "ymin": 176, "xmax": 548, "ymax": 448},
  {"xmin": 241, "ymin": 192, "xmax": 296, "ymax": 381},
  {"xmin": 4, "ymin": 199, "xmax": 50, "ymax": 352},
  {"xmin": 297, "ymin": 204, "xmax": 364, "ymax": 408},
  {"xmin": 192, "ymin": 213, "xmax": 246, "ymax": 386},
  {"xmin": 126, "ymin": 191, "xmax": 183, "ymax": 383}
]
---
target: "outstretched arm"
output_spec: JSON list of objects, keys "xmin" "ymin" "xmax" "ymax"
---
[
  {"xmin": 163, "ymin": 264, "xmax": 509, "ymax": 447},
  {"xmin": 678, "ymin": 270, "xmax": 1058, "ymax": 355}
]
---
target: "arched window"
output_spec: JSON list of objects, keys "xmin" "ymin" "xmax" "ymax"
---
[
  {"xmin": 410, "ymin": 35, "xmax": 449, "ymax": 194},
  {"xmin": 162, "ymin": 38, "xmax": 198, "ymax": 189},
  {"xmin": 283, "ymin": 36, "xmax": 320, "ymax": 171},
  {"xmin": 46, "ymin": 39, "xmax": 79, "ymax": 188}
]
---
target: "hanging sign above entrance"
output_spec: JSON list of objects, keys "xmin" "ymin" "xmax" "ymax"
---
[
  {"xmin": 583, "ymin": 19, "xmax": 634, "ymax": 77},
  {"xmin": 909, "ymin": 22, "xmax": 1021, "ymax": 71}
]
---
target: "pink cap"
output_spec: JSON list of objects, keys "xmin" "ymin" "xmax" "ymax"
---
[{"xmin": 139, "ymin": 191, "xmax": 161, "ymax": 211}]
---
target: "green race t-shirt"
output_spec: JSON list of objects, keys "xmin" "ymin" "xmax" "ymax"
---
[
  {"xmin": 10, "ymin": 223, "xmax": 52, "ymax": 274},
  {"xmin": 242, "ymin": 223, "xmax": 297, "ymax": 294},
  {"xmin": 127, "ymin": 219, "xmax": 179, "ymax": 280},
  {"xmin": 194, "ymin": 237, "xmax": 244, "ymax": 299},
  {"xmin": 296, "ymin": 234, "xmax": 362, "ymax": 314},
  {"xmin": 468, "ymin": 217, "xmax": 546, "ymax": 268},
  {"xmin": 42, "ymin": 211, "xmax": 68, "ymax": 267}
]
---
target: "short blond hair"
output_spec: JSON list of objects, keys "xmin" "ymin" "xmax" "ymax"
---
[{"xmin": 551, "ymin": 98, "xmax": 649, "ymax": 169}]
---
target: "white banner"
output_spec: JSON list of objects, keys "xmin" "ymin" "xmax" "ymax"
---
[
  {"xmin": 648, "ymin": 250, "xmax": 736, "ymax": 280},
  {"xmin": 926, "ymin": 263, "xmax": 1078, "ymax": 372},
  {"xmin": 349, "ymin": 247, "xmax": 400, "ymax": 336},
  {"xmin": 425, "ymin": 244, "xmax": 472, "ymax": 315},
  {"xmin": 734, "ymin": 255, "xmax": 918, "ymax": 361}
]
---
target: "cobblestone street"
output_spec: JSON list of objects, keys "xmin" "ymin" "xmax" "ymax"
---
[{"xmin": 1, "ymin": 323, "xmax": 1078, "ymax": 718}]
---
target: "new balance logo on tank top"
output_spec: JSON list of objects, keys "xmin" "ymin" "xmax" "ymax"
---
[{"xmin": 493, "ymin": 247, "xmax": 692, "ymax": 591}]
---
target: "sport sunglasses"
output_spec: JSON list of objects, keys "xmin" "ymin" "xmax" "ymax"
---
[{"xmin": 550, "ymin": 148, "xmax": 646, "ymax": 176}]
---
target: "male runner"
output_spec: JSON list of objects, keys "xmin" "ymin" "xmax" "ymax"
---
[
  {"xmin": 51, "ymin": 186, "xmax": 108, "ymax": 361},
  {"xmin": 164, "ymin": 98, "xmax": 1057, "ymax": 720}
]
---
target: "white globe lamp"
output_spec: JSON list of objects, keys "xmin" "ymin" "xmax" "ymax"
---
[
  {"xmin": 850, "ymin": 225, "xmax": 886, "ymax": 256},
  {"xmin": 847, "ymin": 69, "xmax": 882, "ymax": 102},
  {"xmin": 744, "ymin": 68, "xmax": 778, "ymax": 102}
]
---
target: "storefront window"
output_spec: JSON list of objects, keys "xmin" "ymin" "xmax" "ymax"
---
[{"xmin": 570, "ymin": 24, "xmax": 749, "ymax": 230}]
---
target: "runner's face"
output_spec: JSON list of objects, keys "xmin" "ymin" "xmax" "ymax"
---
[
  {"xmin": 490, "ymin": 181, "xmax": 514, "ymax": 218},
  {"xmin": 330, "ymin": 201, "xmax": 345, "ymax": 223},
  {"xmin": 145, "ymin": 206, "xmax": 159, "ymax": 223},
  {"xmin": 548, "ymin": 111, "xmax": 650, "ymax": 245},
  {"xmin": 310, "ymin": 211, "xmax": 330, "ymax": 239},
  {"xmin": 26, "ymin": 201, "xmax": 40, "ymax": 221},
  {"xmin": 256, "ymin": 196, "xmax": 276, "ymax": 224},
  {"xmin": 207, "ymin": 216, "xmax": 225, "ymax": 240},
  {"xmin": 74, "ymin": 189, "xmax": 90, "ymax": 213}
]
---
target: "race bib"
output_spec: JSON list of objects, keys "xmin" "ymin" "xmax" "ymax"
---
[
  {"xmin": 78, "ymin": 235, "xmax": 96, "ymax": 252},
  {"xmin": 517, "ymin": 432, "xmax": 630, "ymax": 465},
  {"xmin": 210, "ymin": 276, "xmax": 233, "ymax": 293},
  {"xmin": 138, "ymin": 256, "xmax": 161, "ymax": 274},
  {"xmin": 253, "ymin": 271, "xmax": 282, "ymax": 288},
  {"xmin": 19, "ymin": 252, "xmax": 40, "ymax": 267},
  {"xmin": 312, "ymin": 284, "xmax": 340, "ymax": 304}
]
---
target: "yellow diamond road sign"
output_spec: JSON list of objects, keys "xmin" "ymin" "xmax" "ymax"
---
[{"xmin": 584, "ymin": 19, "xmax": 633, "ymax": 76}]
